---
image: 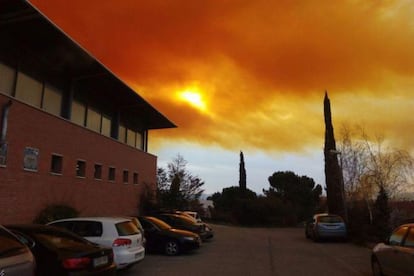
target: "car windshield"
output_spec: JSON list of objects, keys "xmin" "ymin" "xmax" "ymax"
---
[
  {"xmin": 0, "ymin": 228, "xmax": 27, "ymax": 257},
  {"xmin": 116, "ymin": 221, "xmax": 140, "ymax": 236},
  {"xmin": 318, "ymin": 216, "xmax": 343, "ymax": 223}
]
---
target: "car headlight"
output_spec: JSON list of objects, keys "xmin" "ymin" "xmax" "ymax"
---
[{"xmin": 183, "ymin": 236, "xmax": 195, "ymax": 241}]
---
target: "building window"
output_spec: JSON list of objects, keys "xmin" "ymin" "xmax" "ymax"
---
[
  {"xmin": 101, "ymin": 115, "xmax": 111, "ymax": 137},
  {"xmin": 71, "ymin": 100, "xmax": 86, "ymax": 126},
  {"xmin": 86, "ymin": 107, "xmax": 100, "ymax": 132},
  {"xmin": 123, "ymin": 170, "xmax": 129, "ymax": 184},
  {"xmin": 76, "ymin": 160, "xmax": 86, "ymax": 178},
  {"xmin": 94, "ymin": 164, "xmax": 102, "ymax": 180},
  {"xmin": 108, "ymin": 167, "xmax": 115, "ymax": 181},
  {"xmin": 0, "ymin": 62, "xmax": 15, "ymax": 96},
  {"xmin": 118, "ymin": 125, "xmax": 126, "ymax": 143},
  {"xmin": 23, "ymin": 147, "xmax": 39, "ymax": 172},
  {"xmin": 126, "ymin": 129, "xmax": 135, "ymax": 147},
  {"xmin": 133, "ymin": 172, "xmax": 139, "ymax": 185},
  {"xmin": 135, "ymin": 132, "xmax": 143, "ymax": 150},
  {"xmin": 42, "ymin": 84, "xmax": 62, "ymax": 116},
  {"xmin": 50, "ymin": 154, "xmax": 63, "ymax": 174},
  {"xmin": 15, "ymin": 72, "xmax": 42, "ymax": 108}
]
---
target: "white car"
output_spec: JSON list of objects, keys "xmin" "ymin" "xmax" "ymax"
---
[{"xmin": 48, "ymin": 217, "xmax": 145, "ymax": 269}]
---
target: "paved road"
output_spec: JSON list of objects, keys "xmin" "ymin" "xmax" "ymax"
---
[{"xmin": 120, "ymin": 224, "xmax": 372, "ymax": 276}]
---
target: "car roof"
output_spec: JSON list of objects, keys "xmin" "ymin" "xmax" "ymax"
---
[{"xmin": 49, "ymin": 217, "xmax": 132, "ymax": 224}]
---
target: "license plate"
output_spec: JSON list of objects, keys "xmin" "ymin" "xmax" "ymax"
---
[
  {"xmin": 93, "ymin": 256, "xmax": 108, "ymax": 267},
  {"xmin": 135, "ymin": 252, "xmax": 142, "ymax": 259}
]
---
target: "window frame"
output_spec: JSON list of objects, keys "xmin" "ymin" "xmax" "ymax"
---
[{"xmin": 50, "ymin": 153, "xmax": 63, "ymax": 175}]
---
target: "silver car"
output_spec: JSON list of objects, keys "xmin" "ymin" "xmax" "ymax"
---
[
  {"xmin": 371, "ymin": 223, "xmax": 414, "ymax": 276},
  {"xmin": 48, "ymin": 217, "xmax": 145, "ymax": 269},
  {"xmin": 0, "ymin": 225, "xmax": 35, "ymax": 275},
  {"xmin": 305, "ymin": 213, "xmax": 347, "ymax": 241}
]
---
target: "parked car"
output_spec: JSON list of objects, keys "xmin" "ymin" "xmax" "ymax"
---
[
  {"xmin": 48, "ymin": 217, "xmax": 145, "ymax": 269},
  {"xmin": 6, "ymin": 224, "xmax": 116, "ymax": 276},
  {"xmin": 138, "ymin": 216, "xmax": 201, "ymax": 256},
  {"xmin": 305, "ymin": 213, "xmax": 347, "ymax": 241},
  {"xmin": 0, "ymin": 224, "xmax": 35, "ymax": 276},
  {"xmin": 153, "ymin": 213, "xmax": 213, "ymax": 241},
  {"xmin": 371, "ymin": 223, "xmax": 414, "ymax": 276},
  {"xmin": 178, "ymin": 211, "xmax": 202, "ymax": 223},
  {"xmin": 174, "ymin": 211, "xmax": 214, "ymax": 239}
]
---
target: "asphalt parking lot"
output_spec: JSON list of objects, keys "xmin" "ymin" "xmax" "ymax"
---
[{"xmin": 119, "ymin": 223, "xmax": 372, "ymax": 276}]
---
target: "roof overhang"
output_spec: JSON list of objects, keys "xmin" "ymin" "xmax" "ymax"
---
[{"xmin": 0, "ymin": 0, "xmax": 176, "ymax": 130}]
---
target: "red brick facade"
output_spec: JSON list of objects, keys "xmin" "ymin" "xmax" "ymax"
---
[{"xmin": 0, "ymin": 94, "xmax": 157, "ymax": 224}]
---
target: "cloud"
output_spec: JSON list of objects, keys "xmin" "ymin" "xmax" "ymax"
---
[{"xmin": 30, "ymin": 0, "xmax": 414, "ymax": 154}]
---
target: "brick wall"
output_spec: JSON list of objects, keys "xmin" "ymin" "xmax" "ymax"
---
[{"xmin": 0, "ymin": 94, "xmax": 157, "ymax": 224}]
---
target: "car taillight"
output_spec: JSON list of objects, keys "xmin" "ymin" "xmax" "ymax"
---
[
  {"xmin": 113, "ymin": 238, "xmax": 132, "ymax": 247},
  {"xmin": 62, "ymin": 257, "xmax": 91, "ymax": 269}
]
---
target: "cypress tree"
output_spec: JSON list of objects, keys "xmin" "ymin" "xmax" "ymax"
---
[{"xmin": 239, "ymin": 151, "xmax": 247, "ymax": 192}]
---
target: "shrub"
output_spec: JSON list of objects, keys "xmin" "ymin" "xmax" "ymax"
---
[{"xmin": 33, "ymin": 204, "xmax": 79, "ymax": 224}]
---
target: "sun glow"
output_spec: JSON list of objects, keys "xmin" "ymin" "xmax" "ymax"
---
[{"xmin": 178, "ymin": 88, "xmax": 207, "ymax": 111}]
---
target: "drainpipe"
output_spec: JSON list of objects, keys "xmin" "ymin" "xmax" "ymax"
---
[{"xmin": 1, "ymin": 100, "xmax": 13, "ymax": 144}]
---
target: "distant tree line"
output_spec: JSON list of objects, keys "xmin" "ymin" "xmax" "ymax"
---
[{"xmin": 209, "ymin": 171, "xmax": 323, "ymax": 226}]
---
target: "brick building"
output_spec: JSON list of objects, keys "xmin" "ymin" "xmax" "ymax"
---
[{"xmin": 0, "ymin": 0, "xmax": 175, "ymax": 223}]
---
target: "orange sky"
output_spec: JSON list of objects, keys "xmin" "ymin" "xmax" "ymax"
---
[{"xmin": 29, "ymin": 0, "xmax": 414, "ymax": 156}]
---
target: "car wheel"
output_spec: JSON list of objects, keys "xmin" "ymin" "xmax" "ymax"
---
[
  {"xmin": 371, "ymin": 257, "xmax": 383, "ymax": 276},
  {"xmin": 165, "ymin": 240, "xmax": 180, "ymax": 256}
]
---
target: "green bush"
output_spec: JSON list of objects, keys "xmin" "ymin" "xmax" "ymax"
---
[{"xmin": 33, "ymin": 204, "xmax": 79, "ymax": 224}]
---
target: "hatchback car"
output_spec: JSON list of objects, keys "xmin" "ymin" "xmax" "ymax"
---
[
  {"xmin": 48, "ymin": 217, "xmax": 145, "ymax": 269},
  {"xmin": 305, "ymin": 213, "xmax": 347, "ymax": 241},
  {"xmin": 138, "ymin": 216, "xmax": 201, "ymax": 256},
  {"xmin": 371, "ymin": 223, "xmax": 414, "ymax": 276},
  {"xmin": 7, "ymin": 224, "xmax": 116, "ymax": 276},
  {"xmin": 0, "ymin": 225, "xmax": 35, "ymax": 276}
]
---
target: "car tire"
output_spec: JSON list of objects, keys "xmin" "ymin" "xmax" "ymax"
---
[
  {"xmin": 371, "ymin": 256, "xmax": 383, "ymax": 276},
  {"xmin": 165, "ymin": 240, "xmax": 180, "ymax": 256}
]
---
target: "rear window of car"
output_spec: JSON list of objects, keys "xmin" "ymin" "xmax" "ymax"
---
[
  {"xmin": 31, "ymin": 230, "xmax": 91, "ymax": 249},
  {"xmin": 52, "ymin": 221, "xmax": 103, "ymax": 237},
  {"xmin": 318, "ymin": 216, "xmax": 343, "ymax": 223},
  {"xmin": 0, "ymin": 227, "xmax": 27, "ymax": 258},
  {"xmin": 116, "ymin": 221, "xmax": 139, "ymax": 236}
]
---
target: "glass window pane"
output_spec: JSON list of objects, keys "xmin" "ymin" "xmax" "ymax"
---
[
  {"xmin": 133, "ymin": 172, "xmax": 138, "ymax": 185},
  {"xmin": 135, "ymin": 132, "xmax": 143, "ymax": 150},
  {"xmin": 404, "ymin": 228, "xmax": 414, "ymax": 247},
  {"xmin": 389, "ymin": 226, "xmax": 408, "ymax": 246},
  {"xmin": 15, "ymin": 72, "xmax": 42, "ymax": 107},
  {"xmin": 126, "ymin": 129, "xmax": 135, "ymax": 147},
  {"xmin": 71, "ymin": 100, "xmax": 85, "ymax": 126},
  {"xmin": 108, "ymin": 167, "xmax": 115, "ymax": 181},
  {"xmin": 0, "ymin": 63, "xmax": 15, "ymax": 95},
  {"xmin": 86, "ymin": 108, "xmax": 100, "ymax": 132},
  {"xmin": 123, "ymin": 170, "xmax": 128, "ymax": 184},
  {"xmin": 94, "ymin": 164, "xmax": 102, "ymax": 179},
  {"xmin": 118, "ymin": 125, "xmax": 126, "ymax": 143},
  {"xmin": 76, "ymin": 160, "xmax": 86, "ymax": 177},
  {"xmin": 43, "ymin": 85, "xmax": 62, "ymax": 116},
  {"xmin": 50, "ymin": 154, "xmax": 63, "ymax": 174},
  {"xmin": 101, "ymin": 115, "xmax": 111, "ymax": 137}
]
